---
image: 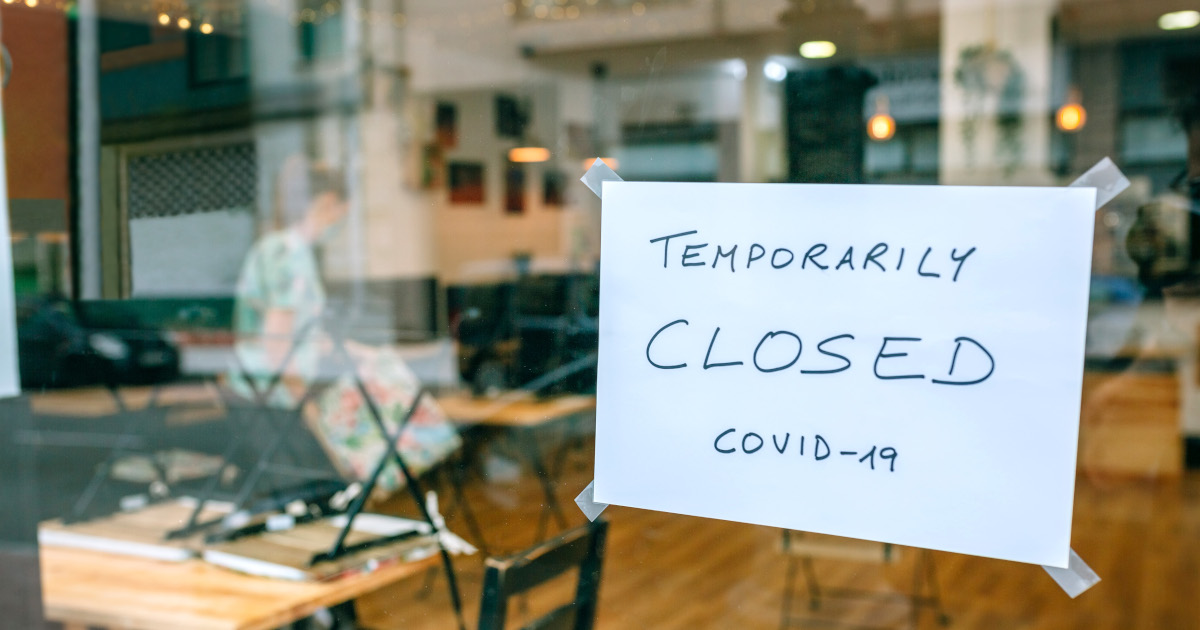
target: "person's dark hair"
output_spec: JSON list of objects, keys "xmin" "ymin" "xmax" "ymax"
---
[
  {"xmin": 308, "ymin": 164, "xmax": 348, "ymax": 200},
  {"xmin": 274, "ymin": 156, "xmax": 347, "ymax": 229}
]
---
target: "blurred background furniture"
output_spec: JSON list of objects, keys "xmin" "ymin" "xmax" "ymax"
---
[{"xmin": 779, "ymin": 530, "xmax": 949, "ymax": 630}]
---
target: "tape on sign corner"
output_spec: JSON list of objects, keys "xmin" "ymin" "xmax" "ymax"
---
[
  {"xmin": 1042, "ymin": 548, "xmax": 1101, "ymax": 598},
  {"xmin": 1069, "ymin": 157, "xmax": 1131, "ymax": 211},
  {"xmin": 575, "ymin": 480, "xmax": 609, "ymax": 522},
  {"xmin": 580, "ymin": 158, "xmax": 623, "ymax": 199}
]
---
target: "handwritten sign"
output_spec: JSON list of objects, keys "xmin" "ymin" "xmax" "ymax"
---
[{"xmin": 593, "ymin": 182, "xmax": 1096, "ymax": 568}]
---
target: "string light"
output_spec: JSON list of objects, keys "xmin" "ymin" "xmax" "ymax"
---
[
  {"xmin": 157, "ymin": 12, "xmax": 170, "ymax": 24},
  {"xmin": 799, "ymin": 41, "xmax": 836, "ymax": 59},
  {"xmin": 199, "ymin": 22, "xmax": 213, "ymax": 34},
  {"xmin": 764, "ymin": 60, "xmax": 788, "ymax": 82},
  {"xmin": 24, "ymin": 0, "xmax": 37, "ymax": 7},
  {"xmin": 177, "ymin": 16, "xmax": 190, "ymax": 29},
  {"xmin": 867, "ymin": 95, "xmax": 896, "ymax": 141},
  {"xmin": 1158, "ymin": 10, "xmax": 1200, "ymax": 30},
  {"xmin": 509, "ymin": 147, "xmax": 551, "ymax": 163}
]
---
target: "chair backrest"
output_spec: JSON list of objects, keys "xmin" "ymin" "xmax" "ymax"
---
[{"xmin": 477, "ymin": 519, "xmax": 608, "ymax": 630}]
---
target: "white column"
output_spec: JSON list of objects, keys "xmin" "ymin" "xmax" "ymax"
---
[
  {"xmin": 940, "ymin": 0, "xmax": 1058, "ymax": 185},
  {"xmin": 739, "ymin": 56, "xmax": 763, "ymax": 183}
]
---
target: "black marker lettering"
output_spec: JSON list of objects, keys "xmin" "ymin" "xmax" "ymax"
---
[
  {"xmin": 896, "ymin": 247, "xmax": 905, "ymax": 271},
  {"xmin": 801, "ymin": 334, "xmax": 854, "ymax": 374},
  {"xmin": 814, "ymin": 435, "xmax": 830, "ymax": 460},
  {"xmin": 742, "ymin": 432, "xmax": 764, "ymax": 454},
  {"xmin": 950, "ymin": 247, "xmax": 976, "ymax": 282},
  {"xmin": 799, "ymin": 435, "xmax": 805, "ymax": 456},
  {"xmin": 713, "ymin": 244, "xmax": 737, "ymax": 272},
  {"xmin": 771, "ymin": 248, "xmax": 795, "ymax": 269},
  {"xmin": 835, "ymin": 247, "xmax": 855, "ymax": 270},
  {"xmin": 932, "ymin": 336, "xmax": 995, "ymax": 385},
  {"xmin": 649, "ymin": 230, "xmax": 698, "ymax": 268},
  {"xmin": 682, "ymin": 243, "xmax": 708, "ymax": 267},
  {"xmin": 917, "ymin": 247, "xmax": 940, "ymax": 278},
  {"xmin": 773, "ymin": 433, "xmax": 790, "ymax": 454},
  {"xmin": 703, "ymin": 327, "xmax": 744, "ymax": 369},
  {"xmin": 874, "ymin": 337, "xmax": 925, "ymax": 380},
  {"xmin": 646, "ymin": 319, "xmax": 688, "ymax": 369},
  {"xmin": 802, "ymin": 244, "xmax": 829, "ymax": 270},
  {"xmin": 752, "ymin": 331, "xmax": 802, "ymax": 373},
  {"xmin": 859, "ymin": 446, "xmax": 876, "ymax": 469},
  {"xmin": 714, "ymin": 429, "xmax": 736, "ymax": 454},
  {"xmin": 864, "ymin": 243, "xmax": 888, "ymax": 271},
  {"xmin": 747, "ymin": 243, "xmax": 766, "ymax": 269}
]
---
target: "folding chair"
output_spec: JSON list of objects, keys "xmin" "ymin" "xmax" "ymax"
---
[
  {"xmin": 49, "ymin": 382, "xmax": 184, "ymax": 523},
  {"xmin": 173, "ymin": 317, "xmax": 476, "ymax": 630},
  {"xmin": 478, "ymin": 519, "xmax": 608, "ymax": 630}
]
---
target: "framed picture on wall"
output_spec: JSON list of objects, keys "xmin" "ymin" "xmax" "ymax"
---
[
  {"xmin": 495, "ymin": 94, "xmax": 525, "ymax": 139},
  {"xmin": 543, "ymin": 170, "xmax": 565, "ymax": 207},
  {"xmin": 435, "ymin": 102, "xmax": 457, "ymax": 148},
  {"xmin": 448, "ymin": 162, "xmax": 485, "ymax": 204},
  {"xmin": 505, "ymin": 162, "xmax": 525, "ymax": 214}
]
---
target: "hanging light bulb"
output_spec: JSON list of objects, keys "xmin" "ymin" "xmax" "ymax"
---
[
  {"xmin": 867, "ymin": 94, "xmax": 896, "ymax": 141},
  {"xmin": 509, "ymin": 146, "xmax": 551, "ymax": 163},
  {"xmin": 157, "ymin": 12, "xmax": 170, "ymax": 25},
  {"xmin": 177, "ymin": 16, "xmax": 191, "ymax": 29},
  {"xmin": 199, "ymin": 21, "xmax": 214, "ymax": 34},
  {"xmin": 1056, "ymin": 86, "xmax": 1087, "ymax": 132}
]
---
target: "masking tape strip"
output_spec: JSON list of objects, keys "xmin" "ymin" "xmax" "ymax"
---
[
  {"xmin": 580, "ymin": 158, "xmax": 623, "ymax": 198},
  {"xmin": 1042, "ymin": 157, "xmax": 1123, "ymax": 597},
  {"xmin": 577, "ymin": 159, "xmax": 619, "ymax": 521},
  {"xmin": 575, "ymin": 480, "xmax": 609, "ymax": 522},
  {"xmin": 1070, "ymin": 156, "xmax": 1130, "ymax": 210},
  {"xmin": 1043, "ymin": 548, "xmax": 1101, "ymax": 598}
]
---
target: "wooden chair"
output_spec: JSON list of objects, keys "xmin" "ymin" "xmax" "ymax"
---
[{"xmin": 478, "ymin": 519, "xmax": 608, "ymax": 630}]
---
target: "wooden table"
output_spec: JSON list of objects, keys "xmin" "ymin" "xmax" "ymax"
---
[
  {"xmin": 41, "ymin": 546, "xmax": 439, "ymax": 630},
  {"xmin": 437, "ymin": 393, "xmax": 596, "ymax": 546},
  {"xmin": 437, "ymin": 393, "xmax": 596, "ymax": 428},
  {"xmin": 31, "ymin": 382, "xmax": 225, "ymax": 424}
]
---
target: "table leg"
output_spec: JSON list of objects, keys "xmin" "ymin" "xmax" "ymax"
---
[
  {"xmin": 520, "ymin": 428, "xmax": 569, "ymax": 545},
  {"xmin": 446, "ymin": 452, "xmax": 490, "ymax": 556}
]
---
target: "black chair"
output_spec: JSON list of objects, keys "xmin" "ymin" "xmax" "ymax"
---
[{"xmin": 478, "ymin": 519, "xmax": 608, "ymax": 630}]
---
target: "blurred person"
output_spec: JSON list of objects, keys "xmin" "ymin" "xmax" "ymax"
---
[
  {"xmin": 229, "ymin": 155, "xmax": 461, "ymax": 497},
  {"xmin": 1079, "ymin": 85, "xmax": 1200, "ymax": 482}
]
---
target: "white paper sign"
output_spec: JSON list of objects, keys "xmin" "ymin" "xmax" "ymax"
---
[
  {"xmin": 594, "ymin": 182, "xmax": 1096, "ymax": 568},
  {"xmin": 0, "ymin": 93, "xmax": 22, "ymax": 399}
]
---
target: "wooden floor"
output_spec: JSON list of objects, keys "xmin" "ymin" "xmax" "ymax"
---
[
  {"xmin": 28, "ymin": 374, "xmax": 1195, "ymax": 628},
  {"xmin": 358, "ymin": 439, "xmax": 1200, "ymax": 630}
]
